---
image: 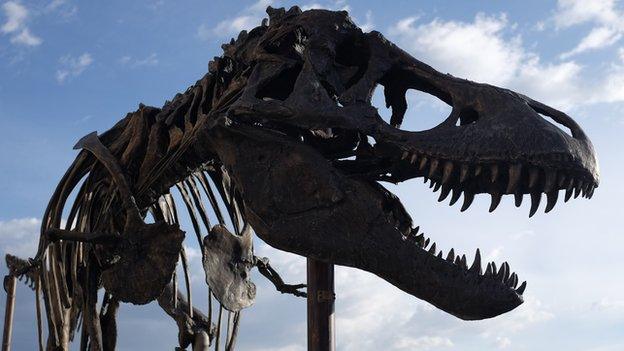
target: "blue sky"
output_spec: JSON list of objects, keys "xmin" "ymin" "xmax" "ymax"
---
[{"xmin": 1, "ymin": 0, "xmax": 623, "ymax": 350}]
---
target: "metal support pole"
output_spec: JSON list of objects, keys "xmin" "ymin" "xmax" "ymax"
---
[
  {"xmin": 2, "ymin": 275, "xmax": 17, "ymax": 351},
  {"xmin": 307, "ymin": 259, "xmax": 335, "ymax": 351}
]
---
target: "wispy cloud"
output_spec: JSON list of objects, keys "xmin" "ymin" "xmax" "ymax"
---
[
  {"xmin": 118, "ymin": 53, "xmax": 159, "ymax": 68},
  {"xmin": 1, "ymin": 1, "xmax": 42, "ymax": 46},
  {"xmin": 55, "ymin": 52, "xmax": 93, "ymax": 83},
  {"xmin": 387, "ymin": 11, "xmax": 624, "ymax": 110},
  {"xmin": 199, "ymin": 0, "xmax": 272, "ymax": 39},
  {"xmin": 45, "ymin": 0, "xmax": 78, "ymax": 20},
  {"xmin": 554, "ymin": 0, "xmax": 624, "ymax": 58},
  {"xmin": 0, "ymin": 217, "xmax": 40, "ymax": 257}
]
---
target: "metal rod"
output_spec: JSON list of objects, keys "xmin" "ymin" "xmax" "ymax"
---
[
  {"xmin": 307, "ymin": 259, "xmax": 335, "ymax": 351},
  {"xmin": 2, "ymin": 275, "xmax": 17, "ymax": 351}
]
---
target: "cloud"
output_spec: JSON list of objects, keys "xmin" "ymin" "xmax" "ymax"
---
[
  {"xmin": 55, "ymin": 52, "xmax": 93, "ymax": 83},
  {"xmin": 45, "ymin": 0, "xmax": 78, "ymax": 20},
  {"xmin": 386, "ymin": 12, "xmax": 624, "ymax": 110},
  {"xmin": 553, "ymin": 0, "xmax": 624, "ymax": 57},
  {"xmin": 118, "ymin": 53, "xmax": 159, "ymax": 68},
  {"xmin": 591, "ymin": 298, "xmax": 624, "ymax": 311},
  {"xmin": 0, "ymin": 217, "xmax": 40, "ymax": 258},
  {"xmin": 200, "ymin": 0, "xmax": 361, "ymax": 40},
  {"xmin": 393, "ymin": 336, "xmax": 453, "ymax": 350},
  {"xmin": 358, "ymin": 10, "xmax": 374, "ymax": 32},
  {"xmin": 200, "ymin": 0, "xmax": 272, "ymax": 39},
  {"xmin": 387, "ymin": 13, "xmax": 589, "ymax": 109},
  {"xmin": 495, "ymin": 336, "xmax": 512, "ymax": 349},
  {"xmin": 0, "ymin": 1, "xmax": 42, "ymax": 46}
]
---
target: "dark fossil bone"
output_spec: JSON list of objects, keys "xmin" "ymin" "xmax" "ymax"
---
[{"xmin": 3, "ymin": 5, "xmax": 599, "ymax": 350}]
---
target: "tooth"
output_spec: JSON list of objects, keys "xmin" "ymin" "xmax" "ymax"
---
[
  {"xmin": 446, "ymin": 248, "xmax": 455, "ymax": 262},
  {"xmin": 545, "ymin": 191, "xmax": 559, "ymax": 213},
  {"xmin": 428, "ymin": 242, "xmax": 436, "ymax": 254},
  {"xmin": 423, "ymin": 177, "xmax": 429, "ymax": 184},
  {"xmin": 514, "ymin": 192, "xmax": 523, "ymax": 207},
  {"xmin": 433, "ymin": 182, "xmax": 442, "ymax": 192},
  {"xmin": 574, "ymin": 180, "xmax": 582, "ymax": 198},
  {"xmin": 588, "ymin": 185, "xmax": 595, "ymax": 198},
  {"xmin": 502, "ymin": 262, "xmax": 510, "ymax": 282},
  {"xmin": 490, "ymin": 164, "xmax": 499, "ymax": 183},
  {"xmin": 460, "ymin": 164, "xmax": 469, "ymax": 183},
  {"xmin": 410, "ymin": 153, "xmax": 418, "ymax": 164},
  {"xmin": 528, "ymin": 168, "xmax": 540, "ymax": 188},
  {"xmin": 429, "ymin": 180, "xmax": 436, "ymax": 189},
  {"xmin": 413, "ymin": 226, "xmax": 420, "ymax": 235},
  {"xmin": 437, "ymin": 251, "xmax": 443, "ymax": 259},
  {"xmin": 419, "ymin": 157, "xmax": 428, "ymax": 171},
  {"xmin": 566, "ymin": 178, "xmax": 574, "ymax": 191},
  {"xmin": 474, "ymin": 165, "xmax": 482, "ymax": 176},
  {"xmin": 442, "ymin": 161, "xmax": 454, "ymax": 183},
  {"xmin": 582, "ymin": 182, "xmax": 591, "ymax": 198},
  {"xmin": 558, "ymin": 174, "xmax": 567, "ymax": 187},
  {"xmin": 469, "ymin": 249, "xmax": 482, "ymax": 274},
  {"xmin": 516, "ymin": 281, "xmax": 527, "ymax": 295},
  {"xmin": 544, "ymin": 170, "xmax": 556, "ymax": 192},
  {"xmin": 402, "ymin": 151, "xmax": 409, "ymax": 160},
  {"xmin": 414, "ymin": 233, "xmax": 424, "ymax": 245},
  {"xmin": 529, "ymin": 193, "xmax": 544, "ymax": 218},
  {"xmin": 491, "ymin": 262, "xmax": 497, "ymax": 274},
  {"xmin": 529, "ymin": 192, "xmax": 541, "ymax": 217},
  {"xmin": 438, "ymin": 185, "xmax": 452, "ymax": 202},
  {"xmin": 449, "ymin": 188, "xmax": 462, "ymax": 206},
  {"xmin": 418, "ymin": 236, "xmax": 426, "ymax": 248},
  {"xmin": 497, "ymin": 262, "xmax": 508, "ymax": 281},
  {"xmin": 428, "ymin": 159, "xmax": 439, "ymax": 178},
  {"xmin": 460, "ymin": 255, "xmax": 468, "ymax": 270},
  {"xmin": 564, "ymin": 187, "xmax": 574, "ymax": 202},
  {"xmin": 509, "ymin": 272, "xmax": 518, "ymax": 288},
  {"xmin": 460, "ymin": 192, "xmax": 475, "ymax": 212},
  {"xmin": 485, "ymin": 263, "xmax": 493, "ymax": 276},
  {"xmin": 489, "ymin": 192, "xmax": 502, "ymax": 212},
  {"xmin": 424, "ymin": 238, "xmax": 430, "ymax": 248},
  {"xmin": 507, "ymin": 164, "xmax": 522, "ymax": 193},
  {"xmin": 455, "ymin": 256, "xmax": 461, "ymax": 266}
]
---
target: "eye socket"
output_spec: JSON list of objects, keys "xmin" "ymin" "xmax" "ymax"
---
[
  {"xmin": 372, "ymin": 85, "xmax": 452, "ymax": 132},
  {"xmin": 334, "ymin": 37, "xmax": 370, "ymax": 89},
  {"xmin": 255, "ymin": 63, "xmax": 303, "ymax": 101}
]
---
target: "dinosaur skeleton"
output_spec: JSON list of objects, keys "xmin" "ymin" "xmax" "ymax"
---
[{"xmin": 2, "ymin": 6, "xmax": 599, "ymax": 350}]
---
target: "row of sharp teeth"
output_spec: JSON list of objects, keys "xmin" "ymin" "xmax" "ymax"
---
[
  {"xmin": 401, "ymin": 151, "xmax": 595, "ymax": 217},
  {"xmin": 403, "ymin": 227, "xmax": 527, "ymax": 295}
]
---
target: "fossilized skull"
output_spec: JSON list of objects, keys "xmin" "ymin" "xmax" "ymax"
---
[{"xmin": 199, "ymin": 6, "xmax": 599, "ymax": 320}]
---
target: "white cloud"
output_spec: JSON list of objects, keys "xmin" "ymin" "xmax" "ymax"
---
[
  {"xmin": 495, "ymin": 336, "xmax": 511, "ymax": 349},
  {"xmin": 0, "ymin": 217, "xmax": 40, "ymax": 257},
  {"xmin": 118, "ymin": 53, "xmax": 159, "ymax": 68},
  {"xmin": 553, "ymin": 0, "xmax": 624, "ymax": 57},
  {"xmin": 393, "ymin": 336, "xmax": 453, "ymax": 350},
  {"xmin": 388, "ymin": 13, "xmax": 589, "ymax": 109},
  {"xmin": 358, "ymin": 10, "xmax": 374, "ymax": 32},
  {"xmin": 201, "ymin": 0, "xmax": 358, "ymax": 40},
  {"xmin": 1, "ymin": 1, "xmax": 42, "ymax": 46},
  {"xmin": 591, "ymin": 298, "xmax": 624, "ymax": 311},
  {"xmin": 10, "ymin": 27, "xmax": 41, "ymax": 46},
  {"xmin": 553, "ymin": 0, "xmax": 620, "ymax": 29},
  {"xmin": 201, "ymin": 0, "xmax": 273, "ymax": 39},
  {"xmin": 561, "ymin": 26, "xmax": 622, "ymax": 58},
  {"xmin": 55, "ymin": 52, "xmax": 93, "ymax": 84},
  {"xmin": 387, "ymin": 12, "xmax": 624, "ymax": 110}
]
